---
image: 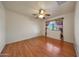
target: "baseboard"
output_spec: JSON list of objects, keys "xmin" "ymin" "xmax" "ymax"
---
[
  {"xmin": 6, "ymin": 35, "xmax": 73, "ymax": 46},
  {"xmin": 75, "ymin": 46, "xmax": 77, "ymax": 56},
  {"xmin": 0, "ymin": 43, "xmax": 6, "ymax": 54},
  {"xmin": 74, "ymin": 44, "xmax": 79, "ymax": 57},
  {"xmin": 6, "ymin": 33, "xmax": 41, "ymax": 44},
  {"xmin": 47, "ymin": 35, "xmax": 73, "ymax": 44}
]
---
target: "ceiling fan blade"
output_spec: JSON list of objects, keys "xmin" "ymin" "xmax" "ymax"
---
[
  {"xmin": 45, "ymin": 14, "xmax": 50, "ymax": 16},
  {"xmin": 32, "ymin": 14, "xmax": 37, "ymax": 16},
  {"xmin": 34, "ymin": 16, "xmax": 39, "ymax": 19}
]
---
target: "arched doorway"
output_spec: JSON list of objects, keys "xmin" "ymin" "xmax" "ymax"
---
[{"xmin": 45, "ymin": 17, "xmax": 64, "ymax": 40}]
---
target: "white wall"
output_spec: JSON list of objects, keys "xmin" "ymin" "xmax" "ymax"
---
[
  {"xmin": 6, "ymin": 10, "xmax": 41, "ymax": 43},
  {"xmin": 60, "ymin": 12, "xmax": 74, "ymax": 43},
  {"xmin": 42, "ymin": 12, "xmax": 74, "ymax": 43},
  {"xmin": 0, "ymin": 2, "xmax": 6, "ymax": 53},
  {"xmin": 74, "ymin": 2, "xmax": 79, "ymax": 56}
]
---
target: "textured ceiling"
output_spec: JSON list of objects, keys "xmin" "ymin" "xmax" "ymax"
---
[{"xmin": 2, "ymin": 1, "xmax": 75, "ymax": 18}]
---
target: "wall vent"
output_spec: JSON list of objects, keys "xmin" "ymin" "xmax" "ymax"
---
[{"xmin": 56, "ymin": 1, "xmax": 67, "ymax": 5}]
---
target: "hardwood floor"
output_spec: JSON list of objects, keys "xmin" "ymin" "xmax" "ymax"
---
[{"xmin": 1, "ymin": 36, "xmax": 76, "ymax": 57}]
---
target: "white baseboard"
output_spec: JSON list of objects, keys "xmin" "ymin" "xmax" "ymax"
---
[
  {"xmin": 6, "ymin": 33, "xmax": 41, "ymax": 44},
  {"xmin": 74, "ymin": 45, "xmax": 79, "ymax": 57},
  {"xmin": 0, "ymin": 42, "xmax": 6, "ymax": 53}
]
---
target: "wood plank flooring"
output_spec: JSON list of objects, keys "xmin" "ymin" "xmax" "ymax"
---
[{"xmin": 1, "ymin": 36, "xmax": 76, "ymax": 57}]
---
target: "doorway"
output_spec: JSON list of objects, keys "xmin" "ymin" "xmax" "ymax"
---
[{"xmin": 46, "ymin": 17, "xmax": 64, "ymax": 40}]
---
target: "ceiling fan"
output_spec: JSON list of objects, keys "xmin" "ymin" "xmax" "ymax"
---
[{"xmin": 32, "ymin": 9, "xmax": 50, "ymax": 19}]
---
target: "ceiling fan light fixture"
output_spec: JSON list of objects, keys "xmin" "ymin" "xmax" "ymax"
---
[
  {"xmin": 38, "ymin": 14, "xmax": 44, "ymax": 19},
  {"xmin": 33, "ymin": 9, "xmax": 50, "ymax": 19},
  {"xmin": 39, "ymin": 9, "xmax": 45, "ymax": 14}
]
